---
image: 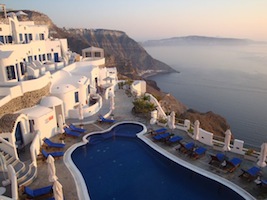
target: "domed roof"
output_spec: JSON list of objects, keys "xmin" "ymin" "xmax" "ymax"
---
[
  {"xmin": 51, "ymin": 84, "xmax": 76, "ymax": 94},
  {"xmin": 40, "ymin": 96, "xmax": 63, "ymax": 107}
]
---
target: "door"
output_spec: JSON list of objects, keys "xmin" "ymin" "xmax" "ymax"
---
[
  {"xmin": 15, "ymin": 122, "xmax": 24, "ymax": 147},
  {"xmin": 54, "ymin": 53, "xmax": 59, "ymax": 62}
]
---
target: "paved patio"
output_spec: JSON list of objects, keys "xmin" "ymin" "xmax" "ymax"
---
[{"xmin": 4, "ymin": 88, "xmax": 267, "ymax": 199}]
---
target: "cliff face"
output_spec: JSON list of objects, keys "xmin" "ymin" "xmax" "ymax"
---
[
  {"xmin": 64, "ymin": 28, "xmax": 176, "ymax": 78},
  {"xmin": 8, "ymin": 10, "xmax": 175, "ymax": 78}
]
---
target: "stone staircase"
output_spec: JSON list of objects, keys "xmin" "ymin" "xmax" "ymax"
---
[{"xmin": 0, "ymin": 148, "xmax": 37, "ymax": 187}]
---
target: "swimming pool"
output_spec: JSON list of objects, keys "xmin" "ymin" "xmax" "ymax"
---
[{"xmin": 70, "ymin": 122, "xmax": 248, "ymax": 200}]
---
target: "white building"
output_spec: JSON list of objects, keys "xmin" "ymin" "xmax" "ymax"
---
[
  {"xmin": 0, "ymin": 12, "xmax": 68, "ymax": 83},
  {"xmin": 0, "ymin": 7, "xmax": 119, "ymax": 196}
]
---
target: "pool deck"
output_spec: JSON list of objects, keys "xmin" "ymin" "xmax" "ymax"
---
[{"xmin": 15, "ymin": 88, "xmax": 267, "ymax": 200}]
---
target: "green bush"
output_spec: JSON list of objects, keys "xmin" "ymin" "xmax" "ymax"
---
[{"xmin": 132, "ymin": 96, "xmax": 156, "ymax": 113}]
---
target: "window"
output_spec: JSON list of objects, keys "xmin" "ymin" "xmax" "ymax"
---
[
  {"xmin": 28, "ymin": 56, "xmax": 33, "ymax": 62},
  {"xmin": 85, "ymin": 52, "xmax": 91, "ymax": 57},
  {"xmin": 0, "ymin": 36, "xmax": 4, "ymax": 43},
  {"xmin": 39, "ymin": 54, "xmax": 42, "ymax": 61},
  {"xmin": 6, "ymin": 66, "xmax": 16, "ymax": 80},
  {"xmin": 20, "ymin": 62, "xmax": 26, "ymax": 75},
  {"xmin": 39, "ymin": 33, "xmax": 44, "ymax": 40},
  {"xmin": 29, "ymin": 34, "xmax": 33, "ymax": 41},
  {"xmin": 74, "ymin": 91, "xmax": 79, "ymax": 103},
  {"xmin": 42, "ymin": 54, "xmax": 46, "ymax": 61},
  {"xmin": 34, "ymin": 55, "xmax": 37, "ymax": 60},
  {"xmin": 8, "ymin": 36, "xmax": 12, "ymax": 43},
  {"xmin": 47, "ymin": 53, "xmax": 52, "ymax": 60},
  {"xmin": 19, "ymin": 34, "xmax": 23, "ymax": 42},
  {"xmin": 94, "ymin": 52, "xmax": 101, "ymax": 57}
]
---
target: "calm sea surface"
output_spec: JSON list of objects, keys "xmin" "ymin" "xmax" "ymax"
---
[{"xmin": 144, "ymin": 45, "xmax": 267, "ymax": 147}]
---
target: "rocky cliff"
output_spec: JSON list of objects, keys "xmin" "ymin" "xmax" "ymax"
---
[{"xmin": 5, "ymin": 10, "xmax": 176, "ymax": 78}]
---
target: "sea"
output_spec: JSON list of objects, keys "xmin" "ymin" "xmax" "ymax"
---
[{"xmin": 144, "ymin": 44, "xmax": 267, "ymax": 147}]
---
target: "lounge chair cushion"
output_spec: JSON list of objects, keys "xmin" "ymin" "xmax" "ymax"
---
[
  {"xmin": 25, "ymin": 185, "xmax": 53, "ymax": 198},
  {"xmin": 217, "ymin": 153, "xmax": 225, "ymax": 161},
  {"xmin": 42, "ymin": 149, "xmax": 64, "ymax": 158},
  {"xmin": 230, "ymin": 157, "xmax": 242, "ymax": 166},
  {"xmin": 194, "ymin": 147, "xmax": 206, "ymax": 155},
  {"xmin": 64, "ymin": 127, "xmax": 81, "ymax": 137},
  {"xmin": 69, "ymin": 124, "xmax": 86, "ymax": 133},
  {"xmin": 44, "ymin": 138, "xmax": 65, "ymax": 148},
  {"xmin": 153, "ymin": 132, "xmax": 170, "ymax": 140},
  {"xmin": 185, "ymin": 142, "xmax": 194, "ymax": 150},
  {"xmin": 246, "ymin": 166, "xmax": 261, "ymax": 176},
  {"xmin": 154, "ymin": 128, "xmax": 167, "ymax": 133},
  {"xmin": 169, "ymin": 136, "xmax": 183, "ymax": 143}
]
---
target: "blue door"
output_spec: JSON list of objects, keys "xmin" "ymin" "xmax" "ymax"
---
[{"xmin": 54, "ymin": 53, "xmax": 59, "ymax": 62}]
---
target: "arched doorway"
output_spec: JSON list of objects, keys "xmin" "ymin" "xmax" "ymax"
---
[{"xmin": 15, "ymin": 122, "xmax": 24, "ymax": 149}]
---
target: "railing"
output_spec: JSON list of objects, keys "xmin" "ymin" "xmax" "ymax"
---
[
  {"xmin": 0, "ymin": 137, "xmax": 18, "ymax": 160},
  {"xmin": 176, "ymin": 120, "xmax": 262, "ymax": 158},
  {"xmin": 145, "ymin": 93, "xmax": 167, "ymax": 119}
]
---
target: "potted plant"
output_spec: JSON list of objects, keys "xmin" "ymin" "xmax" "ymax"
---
[
  {"xmin": 244, "ymin": 148, "xmax": 258, "ymax": 161},
  {"xmin": 157, "ymin": 117, "xmax": 167, "ymax": 127}
]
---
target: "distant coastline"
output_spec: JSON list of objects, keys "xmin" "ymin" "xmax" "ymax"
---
[{"xmin": 141, "ymin": 35, "xmax": 266, "ymax": 47}]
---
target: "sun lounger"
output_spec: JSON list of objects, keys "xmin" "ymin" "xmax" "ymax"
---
[
  {"xmin": 225, "ymin": 157, "xmax": 242, "ymax": 172},
  {"xmin": 260, "ymin": 179, "xmax": 267, "ymax": 186},
  {"xmin": 209, "ymin": 153, "xmax": 226, "ymax": 165},
  {"xmin": 149, "ymin": 127, "xmax": 167, "ymax": 136},
  {"xmin": 179, "ymin": 142, "xmax": 195, "ymax": 154},
  {"xmin": 43, "ymin": 138, "xmax": 65, "ymax": 149},
  {"xmin": 64, "ymin": 127, "xmax": 81, "ymax": 137},
  {"xmin": 190, "ymin": 146, "xmax": 207, "ymax": 159},
  {"xmin": 153, "ymin": 132, "xmax": 170, "ymax": 141},
  {"xmin": 24, "ymin": 185, "xmax": 53, "ymax": 199},
  {"xmin": 98, "ymin": 115, "xmax": 116, "ymax": 123},
  {"xmin": 69, "ymin": 124, "xmax": 86, "ymax": 133},
  {"xmin": 167, "ymin": 135, "xmax": 183, "ymax": 144},
  {"xmin": 41, "ymin": 149, "xmax": 64, "ymax": 159},
  {"xmin": 239, "ymin": 166, "xmax": 261, "ymax": 182}
]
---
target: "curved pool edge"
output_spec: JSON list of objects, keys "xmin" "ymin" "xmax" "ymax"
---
[
  {"xmin": 137, "ymin": 132, "xmax": 255, "ymax": 200},
  {"xmin": 63, "ymin": 121, "xmax": 147, "ymax": 200}
]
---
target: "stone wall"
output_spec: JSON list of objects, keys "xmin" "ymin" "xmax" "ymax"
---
[{"xmin": 0, "ymin": 84, "xmax": 51, "ymax": 117}]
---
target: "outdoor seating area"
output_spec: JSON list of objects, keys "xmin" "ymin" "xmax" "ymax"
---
[
  {"xmin": 190, "ymin": 146, "xmax": 207, "ymax": 159},
  {"xmin": 178, "ymin": 142, "xmax": 195, "ymax": 154},
  {"xmin": 239, "ymin": 166, "xmax": 261, "ymax": 182},
  {"xmin": 145, "ymin": 124, "xmax": 267, "ymax": 199},
  {"xmin": 225, "ymin": 157, "xmax": 243, "ymax": 173},
  {"xmin": 209, "ymin": 153, "xmax": 226, "ymax": 166}
]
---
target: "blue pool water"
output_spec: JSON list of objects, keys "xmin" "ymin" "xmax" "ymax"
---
[{"xmin": 72, "ymin": 123, "xmax": 245, "ymax": 200}]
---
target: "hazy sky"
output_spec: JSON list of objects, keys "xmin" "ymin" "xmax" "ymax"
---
[{"xmin": 2, "ymin": 0, "xmax": 267, "ymax": 41}]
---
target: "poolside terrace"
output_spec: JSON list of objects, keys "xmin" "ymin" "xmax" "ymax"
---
[{"xmin": 7, "ymin": 88, "xmax": 267, "ymax": 200}]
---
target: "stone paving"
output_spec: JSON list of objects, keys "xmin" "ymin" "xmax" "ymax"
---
[{"xmin": 5, "ymin": 88, "xmax": 267, "ymax": 199}]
